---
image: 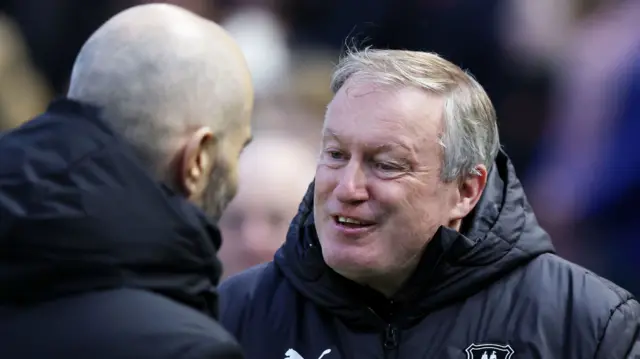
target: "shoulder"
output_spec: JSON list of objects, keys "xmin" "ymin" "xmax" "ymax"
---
[
  {"xmin": 108, "ymin": 289, "xmax": 244, "ymax": 358},
  {"xmin": 115, "ymin": 290, "xmax": 244, "ymax": 358},
  {"xmin": 0, "ymin": 288, "xmax": 243, "ymax": 359},
  {"xmin": 219, "ymin": 263, "xmax": 275, "ymax": 302},
  {"xmin": 100, "ymin": 289, "xmax": 241, "ymax": 345},
  {"xmin": 522, "ymin": 254, "xmax": 640, "ymax": 356},
  {"xmin": 218, "ymin": 262, "xmax": 286, "ymax": 335},
  {"xmin": 512, "ymin": 253, "xmax": 637, "ymax": 350},
  {"xmin": 520, "ymin": 253, "xmax": 633, "ymax": 309}
]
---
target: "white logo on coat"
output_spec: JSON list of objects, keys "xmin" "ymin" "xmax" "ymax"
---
[
  {"xmin": 465, "ymin": 343, "xmax": 514, "ymax": 359},
  {"xmin": 284, "ymin": 348, "xmax": 332, "ymax": 359}
]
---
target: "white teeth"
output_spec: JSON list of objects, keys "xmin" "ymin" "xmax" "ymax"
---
[{"xmin": 338, "ymin": 216, "xmax": 363, "ymax": 225}]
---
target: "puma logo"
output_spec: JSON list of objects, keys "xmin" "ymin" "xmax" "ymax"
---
[{"xmin": 284, "ymin": 348, "xmax": 332, "ymax": 359}]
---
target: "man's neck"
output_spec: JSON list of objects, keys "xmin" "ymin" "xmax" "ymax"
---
[
  {"xmin": 364, "ymin": 222, "xmax": 463, "ymax": 298},
  {"xmin": 364, "ymin": 258, "xmax": 421, "ymax": 298}
]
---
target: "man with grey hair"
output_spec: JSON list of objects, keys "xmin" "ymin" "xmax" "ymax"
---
[
  {"xmin": 0, "ymin": 3, "xmax": 253, "ymax": 359},
  {"xmin": 219, "ymin": 48, "xmax": 639, "ymax": 359}
]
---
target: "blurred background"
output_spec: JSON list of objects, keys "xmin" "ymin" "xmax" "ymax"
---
[{"xmin": 0, "ymin": 0, "xmax": 637, "ymax": 294}]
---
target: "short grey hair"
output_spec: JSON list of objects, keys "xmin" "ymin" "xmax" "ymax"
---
[{"xmin": 330, "ymin": 48, "xmax": 500, "ymax": 182}]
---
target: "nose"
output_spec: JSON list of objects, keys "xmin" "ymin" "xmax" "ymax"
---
[{"xmin": 334, "ymin": 160, "xmax": 369, "ymax": 204}]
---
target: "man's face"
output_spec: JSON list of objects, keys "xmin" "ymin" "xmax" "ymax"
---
[
  {"xmin": 201, "ymin": 123, "xmax": 252, "ymax": 222},
  {"xmin": 314, "ymin": 80, "xmax": 460, "ymax": 285}
]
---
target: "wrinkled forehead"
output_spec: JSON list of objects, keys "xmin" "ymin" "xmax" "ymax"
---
[{"xmin": 323, "ymin": 80, "xmax": 445, "ymax": 151}]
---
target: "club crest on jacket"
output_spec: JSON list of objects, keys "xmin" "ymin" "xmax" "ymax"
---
[{"xmin": 465, "ymin": 343, "xmax": 514, "ymax": 359}]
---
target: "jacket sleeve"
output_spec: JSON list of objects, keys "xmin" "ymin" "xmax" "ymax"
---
[
  {"xmin": 218, "ymin": 278, "xmax": 249, "ymax": 339},
  {"xmin": 201, "ymin": 341, "xmax": 244, "ymax": 359},
  {"xmin": 186, "ymin": 335, "xmax": 244, "ymax": 359},
  {"xmin": 218, "ymin": 265, "xmax": 266, "ymax": 340},
  {"xmin": 594, "ymin": 298, "xmax": 640, "ymax": 359}
]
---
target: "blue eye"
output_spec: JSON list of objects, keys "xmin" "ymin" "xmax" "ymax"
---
[
  {"xmin": 326, "ymin": 150, "xmax": 345, "ymax": 160},
  {"xmin": 375, "ymin": 162, "xmax": 398, "ymax": 171}
]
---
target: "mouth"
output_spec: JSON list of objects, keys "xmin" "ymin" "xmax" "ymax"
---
[{"xmin": 332, "ymin": 215, "xmax": 376, "ymax": 229}]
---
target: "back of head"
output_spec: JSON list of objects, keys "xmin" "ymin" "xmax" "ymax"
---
[{"xmin": 67, "ymin": 3, "xmax": 254, "ymax": 180}]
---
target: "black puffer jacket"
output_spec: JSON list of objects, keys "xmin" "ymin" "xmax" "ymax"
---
[
  {"xmin": 0, "ymin": 99, "xmax": 243, "ymax": 359},
  {"xmin": 219, "ymin": 150, "xmax": 639, "ymax": 359}
]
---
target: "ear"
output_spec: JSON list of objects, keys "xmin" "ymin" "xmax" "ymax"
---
[
  {"xmin": 449, "ymin": 164, "xmax": 489, "ymax": 222},
  {"xmin": 178, "ymin": 127, "xmax": 217, "ymax": 200}
]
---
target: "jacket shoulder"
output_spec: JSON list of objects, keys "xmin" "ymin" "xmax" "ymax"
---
[
  {"xmin": 523, "ymin": 253, "xmax": 634, "ymax": 308},
  {"xmin": 93, "ymin": 289, "xmax": 244, "ymax": 358},
  {"xmin": 218, "ymin": 262, "xmax": 283, "ymax": 336},
  {"xmin": 523, "ymin": 254, "xmax": 640, "ymax": 358},
  {"xmin": 106, "ymin": 289, "xmax": 244, "ymax": 359},
  {"xmin": 0, "ymin": 288, "xmax": 243, "ymax": 359},
  {"xmin": 219, "ymin": 263, "xmax": 273, "ymax": 302},
  {"xmin": 514, "ymin": 253, "xmax": 637, "ymax": 355}
]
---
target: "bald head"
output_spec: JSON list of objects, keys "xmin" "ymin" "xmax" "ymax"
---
[
  {"xmin": 68, "ymin": 3, "xmax": 253, "ymax": 180},
  {"xmin": 67, "ymin": 4, "xmax": 254, "ymax": 220}
]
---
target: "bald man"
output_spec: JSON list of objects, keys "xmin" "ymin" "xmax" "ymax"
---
[{"xmin": 0, "ymin": 4, "xmax": 253, "ymax": 359}]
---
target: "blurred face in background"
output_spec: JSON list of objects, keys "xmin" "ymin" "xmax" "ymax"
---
[
  {"xmin": 218, "ymin": 135, "xmax": 316, "ymax": 278},
  {"xmin": 313, "ymin": 79, "xmax": 463, "ymax": 295}
]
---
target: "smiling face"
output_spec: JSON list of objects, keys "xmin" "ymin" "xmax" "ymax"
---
[{"xmin": 313, "ymin": 79, "xmax": 465, "ymax": 293}]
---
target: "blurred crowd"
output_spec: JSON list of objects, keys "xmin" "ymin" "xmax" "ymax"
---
[{"xmin": 0, "ymin": 0, "xmax": 638, "ymax": 294}]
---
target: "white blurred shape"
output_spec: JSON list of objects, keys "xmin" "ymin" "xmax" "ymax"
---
[{"xmin": 222, "ymin": 7, "xmax": 291, "ymax": 96}]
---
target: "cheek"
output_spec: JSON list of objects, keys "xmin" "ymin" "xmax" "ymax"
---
[
  {"xmin": 379, "ymin": 180, "xmax": 446, "ymax": 232},
  {"xmin": 371, "ymin": 180, "xmax": 424, "ymax": 216},
  {"xmin": 415, "ymin": 185, "xmax": 456, "ymax": 227},
  {"xmin": 224, "ymin": 163, "xmax": 239, "ymax": 192},
  {"xmin": 312, "ymin": 166, "xmax": 334, "ymax": 200}
]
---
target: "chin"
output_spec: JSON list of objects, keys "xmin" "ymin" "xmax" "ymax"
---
[{"xmin": 321, "ymin": 242, "xmax": 381, "ymax": 279}]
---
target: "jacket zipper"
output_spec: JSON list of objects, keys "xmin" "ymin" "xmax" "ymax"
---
[
  {"xmin": 383, "ymin": 324, "xmax": 399, "ymax": 358},
  {"xmin": 368, "ymin": 303, "xmax": 400, "ymax": 359}
]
